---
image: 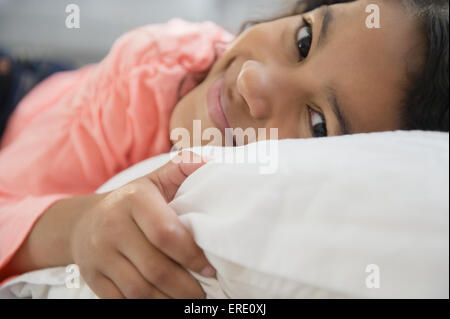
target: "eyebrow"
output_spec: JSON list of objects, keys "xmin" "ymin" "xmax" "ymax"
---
[
  {"xmin": 325, "ymin": 86, "xmax": 351, "ymax": 135},
  {"xmin": 316, "ymin": 6, "xmax": 351, "ymax": 135},
  {"xmin": 317, "ymin": 5, "xmax": 332, "ymax": 48}
]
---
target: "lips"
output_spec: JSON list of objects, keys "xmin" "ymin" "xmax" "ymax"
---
[{"xmin": 206, "ymin": 75, "xmax": 231, "ymax": 133}]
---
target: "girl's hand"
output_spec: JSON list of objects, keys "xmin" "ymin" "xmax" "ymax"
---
[{"xmin": 70, "ymin": 151, "xmax": 215, "ymax": 299}]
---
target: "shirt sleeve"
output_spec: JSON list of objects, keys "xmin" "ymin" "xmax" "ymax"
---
[{"xmin": 0, "ymin": 19, "xmax": 234, "ymax": 278}]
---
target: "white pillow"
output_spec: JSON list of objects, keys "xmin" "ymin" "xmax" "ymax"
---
[{"xmin": 1, "ymin": 131, "xmax": 448, "ymax": 298}]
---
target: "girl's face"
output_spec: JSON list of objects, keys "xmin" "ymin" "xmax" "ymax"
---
[{"xmin": 170, "ymin": 0, "xmax": 424, "ymax": 147}]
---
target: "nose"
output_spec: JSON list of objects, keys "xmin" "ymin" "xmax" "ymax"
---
[{"xmin": 236, "ymin": 60, "xmax": 273, "ymax": 119}]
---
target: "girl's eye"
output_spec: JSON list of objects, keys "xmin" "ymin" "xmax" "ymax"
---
[
  {"xmin": 308, "ymin": 106, "xmax": 328, "ymax": 138},
  {"xmin": 296, "ymin": 20, "xmax": 312, "ymax": 60}
]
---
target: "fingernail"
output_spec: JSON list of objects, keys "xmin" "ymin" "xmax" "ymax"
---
[{"xmin": 200, "ymin": 265, "xmax": 216, "ymax": 278}]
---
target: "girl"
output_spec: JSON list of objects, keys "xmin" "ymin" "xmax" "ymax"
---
[{"xmin": 0, "ymin": 0, "xmax": 448, "ymax": 298}]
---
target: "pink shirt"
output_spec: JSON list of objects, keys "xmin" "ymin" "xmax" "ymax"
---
[{"xmin": 0, "ymin": 19, "xmax": 233, "ymax": 282}]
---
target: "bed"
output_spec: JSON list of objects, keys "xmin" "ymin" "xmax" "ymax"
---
[{"xmin": 1, "ymin": 130, "xmax": 448, "ymax": 298}]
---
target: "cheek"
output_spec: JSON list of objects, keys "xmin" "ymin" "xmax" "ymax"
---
[
  {"xmin": 171, "ymin": 79, "xmax": 216, "ymax": 128},
  {"xmin": 170, "ymin": 86, "xmax": 199, "ymax": 129},
  {"xmin": 169, "ymin": 99, "xmax": 184, "ymax": 132}
]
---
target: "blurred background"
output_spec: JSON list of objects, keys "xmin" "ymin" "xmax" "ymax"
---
[{"xmin": 0, "ymin": 0, "xmax": 293, "ymax": 67}]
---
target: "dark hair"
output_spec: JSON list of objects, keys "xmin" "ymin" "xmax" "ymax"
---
[
  {"xmin": 400, "ymin": 0, "xmax": 449, "ymax": 132},
  {"xmin": 239, "ymin": 0, "xmax": 449, "ymax": 133}
]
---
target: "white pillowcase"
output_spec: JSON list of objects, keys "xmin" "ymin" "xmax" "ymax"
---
[{"xmin": 1, "ymin": 131, "xmax": 448, "ymax": 298}]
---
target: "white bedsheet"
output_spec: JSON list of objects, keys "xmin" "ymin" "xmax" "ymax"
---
[{"xmin": 1, "ymin": 131, "xmax": 448, "ymax": 298}]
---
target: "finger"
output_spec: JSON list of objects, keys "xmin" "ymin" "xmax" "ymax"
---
[
  {"xmin": 147, "ymin": 151, "xmax": 209, "ymax": 202},
  {"xmin": 117, "ymin": 216, "xmax": 206, "ymax": 298},
  {"xmin": 102, "ymin": 252, "xmax": 170, "ymax": 299},
  {"xmin": 131, "ymin": 179, "xmax": 216, "ymax": 278},
  {"xmin": 84, "ymin": 271, "xmax": 124, "ymax": 299},
  {"xmin": 174, "ymin": 151, "xmax": 212, "ymax": 176}
]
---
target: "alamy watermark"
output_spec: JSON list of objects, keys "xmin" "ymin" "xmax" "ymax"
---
[
  {"xmin": 170, "ymin": 120, "xmax": 280, "ymax": 174},
  {"xmin": 365, "ymin": 4, "xmax": 381, "ymax": 29},
  {"xmin": 65, "ymin": 4, "xmax": 80, "ymax": 29},
  {"xmin": 65, "ymin": 264, "xmax": 80, "ymax": 289},
  {"xmin": 365, "ymin": 264, "xmax": 381, "ymax": 289}
]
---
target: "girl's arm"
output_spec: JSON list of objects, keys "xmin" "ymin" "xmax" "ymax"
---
[
  {"xmin": 0, "ymin": 193, "xmax": 104, "ymax": 280},
  {"xmin": 2, "ymin": 152, "xmax": 216, "ymax": 299}
]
